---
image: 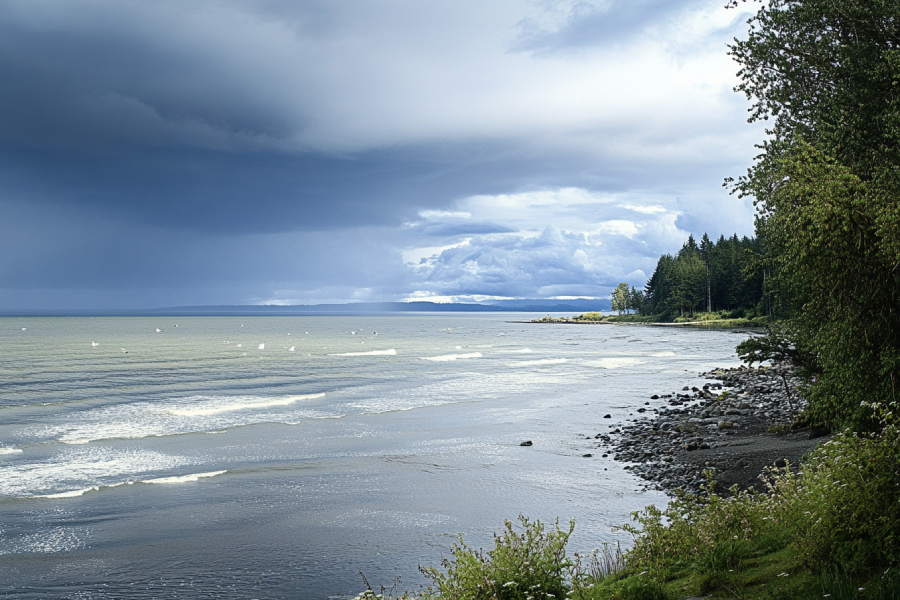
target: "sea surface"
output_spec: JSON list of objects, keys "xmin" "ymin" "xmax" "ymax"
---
[{"xmin": 0, "ymin": 315, "xmax": 748, "ymax": 599}]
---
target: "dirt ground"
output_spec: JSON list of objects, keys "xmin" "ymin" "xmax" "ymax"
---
[{"xmin": 674, "ymin": 417, "xmax": 829, "ymax": 494}]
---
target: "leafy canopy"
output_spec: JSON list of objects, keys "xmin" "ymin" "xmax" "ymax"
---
[{"xmin": 728, "ymin": 0, "xmax": 900, "ymax": 430}]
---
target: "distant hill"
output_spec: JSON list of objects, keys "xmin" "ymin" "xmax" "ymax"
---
[
  {"xmin": 3, "ymin": 299, "xmax": 611, "ymax": 317},
  {"xmin": 147, "ymin": 299, "xmax": 612, "ymax": 315}
]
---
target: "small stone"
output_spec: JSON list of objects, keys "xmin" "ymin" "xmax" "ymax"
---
[
  {"xmin": 650, "ymin": 395, "xmax": 659, "ymax": 399},
  {"xmin": 603, "ymin": 414, "xmax": 612, "ymax": 418},
  {"xmin": 520, "ymin": 440, "xmax": 533, "ymax": 446},
  {"xmin": 582, "ymin": 454, "xmax": 593, "ymax": 458}
]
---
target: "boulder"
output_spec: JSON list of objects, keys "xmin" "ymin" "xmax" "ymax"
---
[{"xmin": 520, "ymin": 440, "xmax": 533, "ymax": 446}]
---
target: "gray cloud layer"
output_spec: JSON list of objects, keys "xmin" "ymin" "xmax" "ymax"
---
[{"xmin": 0, "ymin": 0, "xmax": 761, "ymax": 309}]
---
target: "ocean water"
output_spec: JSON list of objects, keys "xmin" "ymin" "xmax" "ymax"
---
[{"xmin": 0, "ymin": 315, "xmax": 748, "ymax": 599}]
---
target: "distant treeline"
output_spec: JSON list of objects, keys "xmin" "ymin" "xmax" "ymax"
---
[{"xmin": 631, "ymin": 233, "xmax": 771, "ymax": 320}]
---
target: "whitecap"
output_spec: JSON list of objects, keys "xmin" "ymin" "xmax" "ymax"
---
[
  {"xmin": 420, "ymin": 352, "xmax": 482, "ymax": 362},
  {"xmin": 0, "ymin": 447, "xmax": 23, "ymax": 455},
  {"xmin": 509, "ymin": 358, "xmax": 567, "ymax": 367},
  {"xmin": 650, "ymin": 351, "xmax": 677, "ymax": 357},
  {"xmin": 583, "ymin": 358, "xmax": 648, "ymax": 369},
  {"xmin": 505, "ymin": 348, "xmax": 533, "ymax": 354},
  {"xmin": 37, "ymin": 486, "xmax": 99, "ymax": 499},
  {"xmin": 142, "ymin": 470, "xmax": 227, "ymax": 485},
  {"xmin": 329, "ymin": 349, "xmax": 396, "ymax": 357},
  {"xmin": 0, "ymin": 447, "xmax": 190, "ymax": 498},
  {"xmin": 169, "ymin": 393, "xmax": 324, "ymax": 417}
]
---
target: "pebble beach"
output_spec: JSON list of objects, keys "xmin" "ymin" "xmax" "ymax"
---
[{"xmin": 581, "ymin": 363, "xmax": 828, "ymax": 495}]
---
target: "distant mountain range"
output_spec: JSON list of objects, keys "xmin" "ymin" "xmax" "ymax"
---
[{"xmin": 3, "ymin": 299, "xmax": 611, "ymax": 317}]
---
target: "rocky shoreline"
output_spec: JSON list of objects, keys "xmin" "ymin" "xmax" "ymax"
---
[{"xmin": 580, "ymin": 364, "xmax": 829, "ymax": 496}]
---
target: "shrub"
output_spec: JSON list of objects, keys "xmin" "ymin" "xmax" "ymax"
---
[
  {"xmin": 576, "ymin": 312, "xmax": 605, "ymax": 321},
  {"xmin": 773, "ymin": 424, "xmax": 900, "ymax": 573},
  {"xmin": 624, "ymin": 477, "xmax": 780, "ymax": 578},
  {"xmin": 623, "ymin": 417, "xmax": 900, "ymax": 584},
  {"xmin": 419, "ymin": 516, "xmax": 574, "ymax": 600}
]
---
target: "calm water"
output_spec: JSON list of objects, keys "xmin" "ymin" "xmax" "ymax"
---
[{"xmin": 0, "ymin": 315, "xmax": 747, "ymax": 599}]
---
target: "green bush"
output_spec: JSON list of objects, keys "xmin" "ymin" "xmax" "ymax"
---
[
  {"xmin": 575, "ymin": 312, "xmax": 605, "ymax": 321},
  {"xmin": 419, "ymin": 516, "xmax": 574, "ymax": 600},
  {"xmin": 623, "ymin": 418, "xmax": 900, "ymax": 589},
  {"xmin": 773, "ymin": 425, "xmax": 900, "ymax": 573}
]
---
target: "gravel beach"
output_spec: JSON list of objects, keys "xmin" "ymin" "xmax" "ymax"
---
[{"xmin": 580, "ymin": 363, "xmax": 829, "ymax": 495}]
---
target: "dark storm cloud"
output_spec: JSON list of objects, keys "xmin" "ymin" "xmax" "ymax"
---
[
  {"xmin": 0, "ymin": 0, "xmax": 752, "ymax": 232},
  {"xmin": 0, "ymin": 0, "xmax": 762, "ymax": 308}
]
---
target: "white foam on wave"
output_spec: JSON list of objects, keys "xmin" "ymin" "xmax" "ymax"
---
[
  {"xmin": 504, "ymin": 348, "xmax": 533, "ymax": 354},
  {"xmin": 0, "ymin": 447, "xmax": 190, "ymax": 498},
  {"xmin": 24, "ymin": 392, "xmax": 328, "ymax": 445},
  {"xmin": 420, "ymin": 352, "xmax": 482, "ymax": 362},
  {"xmin": 142, "ymin": 470, "xmax": 227, "ymax": 485},
  {"xmin": 38, "ymin": 486, "xmax": 100, "ymax": 498},
  {"xmin": 583, "ymin": 357, "xmax": 648, "ymax": 369},
  {"xmin": 650, "ymin": 351, "xmax": 677, "ymax": 357},
  {"xmin": 170, "ymin": 393, "xmax": 324, "ymax": 416},
  {"xmin": 329, "ymin": 349, "xmax": 397, "ymax": 357},
  {"xmin": 0, "ymin": 447, "xmax": 23, "ymax": 455},
  {"xmin": 509, "ymin": 358, "xmax": 567, "ymax": 367}
]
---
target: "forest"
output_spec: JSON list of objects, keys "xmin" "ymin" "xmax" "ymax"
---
[{"xmin": 630, "ymin": 232, "xmax": 770, "ymax": 320}]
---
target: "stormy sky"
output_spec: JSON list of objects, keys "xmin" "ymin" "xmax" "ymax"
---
[{"xmin": 0, "ymin": 0, "xmax": 762, "ymax": 309}]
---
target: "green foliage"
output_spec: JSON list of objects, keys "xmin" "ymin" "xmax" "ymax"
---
[
  {"xmin": 726, "ymin": 0, "xmax": 900, "ymax": 432},
  {"xmin": 819, "ymin": 567, "xmax": 859, "ymax": 600},
  {"xmin": 774, "ymin": 429, "xmax": 900, "ymax": 573},
  {"xmin": 603, "ymin": 314, "xmax": 657, "ymax": 323},
  {"xmin": 691, "ymin": 539, "xmax": 751, "ymax": 574},
  {"xmin": 643, "ymin": 234, "xmax": 769, "ymax": 320},
  {"xmin": 622, "ymin": 421, "xmax": 900, "ymax": 595},
  {"xmin": 574, "ymin": 312, "xmax": 605, "ymax": 322},
  {"xmin": 419, "ymin": 516, "xmax": 574, "ymax": 600},
  {"xmin": 596, "ymin": 578, "xmax": 672, "ymax": 600},
  {"xmin": 611, "ymin": 283, "xmax": 630, "ymax": 315}
]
